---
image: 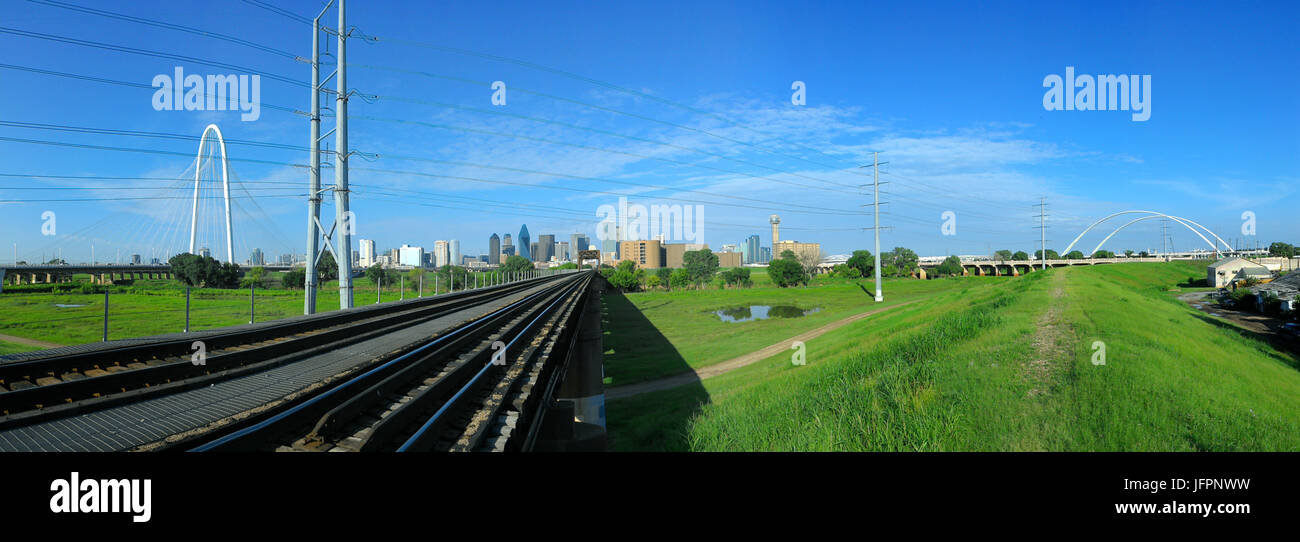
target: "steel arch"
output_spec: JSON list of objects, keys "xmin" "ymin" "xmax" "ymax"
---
[
  {"xmin": 1063, "ymin": 210, "xmax": 1227, "ymax": 256},
  {"xmin": 188, "ymin": 124, "xmax": 235, "ymax": 264}
]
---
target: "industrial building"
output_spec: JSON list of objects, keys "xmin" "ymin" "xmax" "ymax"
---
[{"xmin": 1208, "ymin": 257, "xmax": 1270, "ymax": 288}]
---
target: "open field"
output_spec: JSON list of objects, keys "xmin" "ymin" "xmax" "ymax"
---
[
  {"xmin": 601, "ymin": 276, "xmax": 981, "ymax": 386},
  {"xmin": 606, "ymin": 262, "xmax": 1300, "ymax": 451},
  {"xmin": 0, "ymin": 274, "xmax": 468, "ymax": 348}
]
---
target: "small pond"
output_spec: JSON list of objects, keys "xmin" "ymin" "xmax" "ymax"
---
[{"xmin": 713, "ymin": 305, "xmax": 821, "ymax": 323}]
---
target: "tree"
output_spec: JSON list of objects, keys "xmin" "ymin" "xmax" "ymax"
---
[
  {"xmin": 767, "ymin": 252, "xmax": 806, "ymax": 287},
  {"xmin": 555, "ymin": 262, "xmax": 579, "ymax": 270},
  {"xmin": 1035, "ymin": 249, "xmax": 1060, "ymax": 261},
  {"xmin": 935, "ymin": 255, "xmax": 963, "ymax": 277},
  {"xmin": 364, "ymin": 264, "xmax": 386, "ymax": 285},
  {"xmin": 1138, "ymin": 251, "xmax": 1149, "ymax": 258},
  {"xmin": 1065, "ymin": 250, "xmax": 1085, "ymax": 260},
  {"xmin": 994, "ymin": 249, "xmax": 1013, "ymax": 261},
  {"xmin": 881, "ymin": 247, "xmax": 919, "ymax": 277},
  {"xmin": 1012, "ymin": 251, "xmax": 1029, "ymax": 261},
  {"xmin": 832, "ymin": 264, "xmax": 861, "ymax": 279},
  {"xmin": 239, "ymin": 266, "xmax": 267, "ymax": 288},
  {"xmin": 437, "ymin": 265, "xmax": 469, "ymax": 290},
  {"xmin": 607, "ymin": 260, "xmax": 644, "ymax": 291},
  {"xmin": 168, "ymin": 253, "xmax": 239, "ymax": 288},
  {"xmin": 846, "ymin": 250, "xmax": 874, "ymax": 277},
  {"xmin": 1269, "ymin": 242, "xmax": 1297, "ymax": 258},
  {"xmin": 1124, "ymin": 250, "xmax": 1135, "ymax": 257},
  {"xmin": 1094, "ymin": 250, "xmax": 1116, "ymax": 258},
  {"xmin": 281, "ymin": 268, "xmax": 306, "ymax": 289},
  {"xmin": 646, "ymin": 274, "xmax": 662, "ymax": 289},
  {"xmin": 501, "ymin": 255, "xmax": 532, "ymax": 275},
  {"xmin": 655, "ymin": 267, "xmax": 672, "ymax": 289},
  {"xmin": 720, "ymin": 267, "xmax": 752, "ymax": 287},
  {"xmin": 668, "ymin": 268, "xmax": 691, "ymax": 289},
  {"xmin": 682, "ymin": 248, "xmax": 720, "ymax": 285},
  {"xmin": 316, "ymin": 251, "xmax": 338, "ymax": 281}
]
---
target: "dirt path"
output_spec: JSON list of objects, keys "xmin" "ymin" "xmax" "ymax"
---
[
  {"xmin": 1024, "ymin": 272, "xmax": 1070, "ymax": 397},
  {"xmin": 0, "ymin": 333, "xmax": 62, "ymax": 349},
  {"xmin": 605, "ymin": 299, "xmax": 919, "ymax": 400}
]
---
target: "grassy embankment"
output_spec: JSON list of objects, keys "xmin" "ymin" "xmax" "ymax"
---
[
  {"xmin": 608, "ymin": 262, "xmax": 1300, "ymax": 451},
  {"xmin": 601, "ymin": 275, "xmax": 972, "ymax": 387}
]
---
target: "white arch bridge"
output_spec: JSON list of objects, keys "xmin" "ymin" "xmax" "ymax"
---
[{"xmin": 1062, "ymin": 210, "xmax": 1229, "ymax": 258}]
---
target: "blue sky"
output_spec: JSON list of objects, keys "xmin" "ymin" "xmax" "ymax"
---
[{"xmin": 1, "ymin": 0, "xmax": 1296, "ymax": 264}]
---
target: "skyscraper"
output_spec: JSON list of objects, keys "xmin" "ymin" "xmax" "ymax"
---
[
  {"xmin": 557, "ymin": 241, "xmax": 569, "ymax": 261},
  {"xmin": 770, "ymin": 214, "xmax": 781, "ymax": 245},
  {"xmin": 433, "ymin": 240, "xmax": 449, "ymax": 267},
  {"xmin": 489, "ymin": 234, "xmax": 501, "ymax": 265},
  {"xmin": 745, "ymin": 234, "xmax": 760, "ymax": 264},
  {"xmin": 570, "ymin": 234, "xmax": 590, "ymax": 256},
  {"xmin": 449, "ymin": 240, "xmax": 460, "ymax": 268},
  {"xmin": 538, "ymin": 234, "xmax": 555, "ymax": 262},
  {"xmin": 359, "ymin": 239, "xmax": 376, "ymax": 268},
  {"xmin": 518, "ymin": 225, "xmax": 531, "ymax": 261}
]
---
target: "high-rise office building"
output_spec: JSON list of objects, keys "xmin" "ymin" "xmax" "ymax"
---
[
  {"xmin": 556, "ymin": 241, "xmax": 569, "ymax": 261},
  {"xmin": 537, "ymin": 234, "xmax": 555, "ymax": 262},
  {"xmin": 130, "ymin": 254, "xmax": 142, "ymax": 265},
  {"xmin": 530, "ymin": 242, "xmax": 538, "ymax": 261},
  {"xmin": 744, "ymin": 235, "xmax": 760, "ymax": 264},
  {"xmin": 489, "ymin": 234, "xmax": 501, "ymax": 265},
  {"xmin": 518, "ymin": 225, "xmax": 531, "ymax": 261},
  {"xmin": 359, "ymin": 239, "xmax": 376, "ymax": 267},
  {"xmin": 570, "ymin": 234, "xmax": 589, "ymax": 255},
  {"xmin": 433, "ymin": 240, "xmax": 450, "ymax": 267},
  {"xmin": 450, "ymin": 240, "xmax": 460, "ymax": 268}
]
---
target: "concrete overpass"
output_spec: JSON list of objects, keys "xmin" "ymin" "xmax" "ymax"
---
[
  {"xmin": 914, "ymin": 257, "xmax": 1199, "ymax": 278},
  {"xmin": 0, "ymin": 263, "xmax": 316, "ymax": 292}
]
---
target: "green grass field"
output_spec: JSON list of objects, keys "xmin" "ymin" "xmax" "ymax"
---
[
  {"xmin": 0, "ymin": 274, "xmax": 464, "ymax": 347},
  {"xmin": 607, "ymin": 262, "xmax": 1300, "ymax": 451},
  {"xmin": 602, "ymin": 276, "xmax": 980, "ymax": 386}
]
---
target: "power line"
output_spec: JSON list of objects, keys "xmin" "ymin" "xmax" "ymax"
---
[
  {"xmin": 0, "ymin": 26, "xmax": 306, "ymax": 87},
  {"xmin": 26, "ymin": 0, "xmax": 300, "ymax": 59}
]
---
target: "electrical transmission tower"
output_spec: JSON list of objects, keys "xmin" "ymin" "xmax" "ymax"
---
[
  {"xmin": 1034, "ymin": 198, "xmax": 1049, "ymax": 270},
  {"xmin": 304, "ymin": 0, "xmax": 355, "ymax": 313},
  {"xmin": 859, "ymin": 152, "xmax": 889, "ymax": 302}
]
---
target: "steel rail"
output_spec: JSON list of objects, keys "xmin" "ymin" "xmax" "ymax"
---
[{"xmin": 186, "ymin": 273, "xmax": 587, "ymax": 452}]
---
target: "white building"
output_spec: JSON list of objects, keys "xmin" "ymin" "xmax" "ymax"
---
[
  {"xmin": 433, "ymin": 240, "xmax": 450, "ymax": 267},
  {"xmin": 359, "ymin": 239, "xmax": 376, "ymax": 268},
  {"xmin": 398, "ymin": 244, "xmax": 424, "ymax": 267},
  {"xmin": 1208, "ymin": 257, "xmax": 1270, "ymax": 288},
  {"xmin": 449, "ymin": 240, "xmax": 460, "ymax": 268}
]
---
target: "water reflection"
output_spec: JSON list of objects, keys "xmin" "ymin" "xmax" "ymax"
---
[{"xmin": 714, "ymin": 305, "xmax": 821, "ymax": 323}]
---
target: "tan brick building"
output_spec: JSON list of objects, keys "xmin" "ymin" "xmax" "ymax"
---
[{"xmin": 618, "ymin": 240, "xmax": 663, "ymax": 269}]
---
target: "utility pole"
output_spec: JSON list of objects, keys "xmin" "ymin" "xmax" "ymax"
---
[
  {"xmin": 303, "ymin": 1, "xmax": 327, "ymax": 315},
  {"xmin": 860, "ymin": 152, "xmax": 888, "ymax": 302},
  {"xmin": 334, "ymin": 0, "xmax": 354, "ymax": 310},
  {"xmin": 1035, "ymin": 198, "xmax": 1049, "ymax": 270}
]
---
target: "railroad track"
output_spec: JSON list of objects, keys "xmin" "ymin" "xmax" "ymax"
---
[
  {"xmin": 0, "ymin": 273, "xmax": 572, "ymax": 431},
  {"xmin": 186, "ymin": 271, "xmax": 592, "ymax": 452}
]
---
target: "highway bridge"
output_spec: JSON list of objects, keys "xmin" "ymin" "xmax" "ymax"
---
[
  {"xmin": 0, "ymin": 269, "xmax": 604, "ymax": 452},
  {"xmin": 0, "ymin": 263, "xmax": 325, "ymax": 291},
  {"xmin": 913, "ymin": 256, "xmax": 1206, "ymax": 278}
]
